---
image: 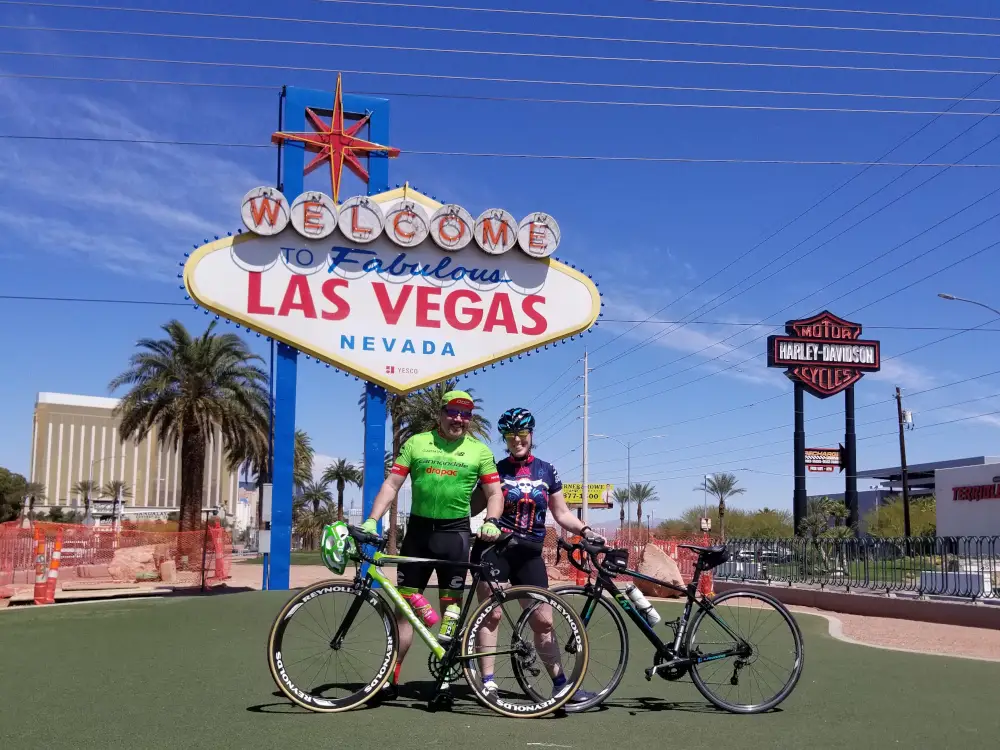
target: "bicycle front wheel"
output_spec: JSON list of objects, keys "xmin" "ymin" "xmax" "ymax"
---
[
  {"xmin": 686, "ymin": 589, "xmax": 804, "ymax": 714},
  {"xmin": 462, "ymin": 585, "xmax": 589, "ymax": 718},
  {"xmin": 538, "ymin": 585, "xmax": 630, "ymax": 712},
  {"xmin": 267, "ymin": 580, "xmax": 398, "ymax": 713}
]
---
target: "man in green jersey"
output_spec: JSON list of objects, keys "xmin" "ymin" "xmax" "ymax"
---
[{"xmin": 362, "ymin": 390, "xmax": 504, "ymax": 698}]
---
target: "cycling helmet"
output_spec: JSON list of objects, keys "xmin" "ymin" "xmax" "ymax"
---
[{"xmin": 498, "ymin": 407, "xmax": 535, "ymax": 434}]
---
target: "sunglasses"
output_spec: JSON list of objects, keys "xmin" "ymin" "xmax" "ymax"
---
[
  {"xmin": 503, "ymin": 430, "xmax": 532, "ymax": 440},
  {"xmin": 444, "ymin": 408, "xmax": 473, "ymax": 420}
]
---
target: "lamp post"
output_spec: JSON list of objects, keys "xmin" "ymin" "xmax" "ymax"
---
[
  {"xmin": 937, "ymin": 293, "xmax": 1000, "ymax": 317},
  {"xmin": 591, "ymin": 433, "xmax": 665, "ymax": 532}
]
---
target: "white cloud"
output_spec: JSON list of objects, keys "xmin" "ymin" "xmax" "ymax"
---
[{"xmin": 0, "ymin": 78, "xmax": 268, "ymax": 280}]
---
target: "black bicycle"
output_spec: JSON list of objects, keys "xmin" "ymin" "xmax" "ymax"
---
[{"xmin": 530, "ymin": 536, "xmax": 804, "ymax": 714}]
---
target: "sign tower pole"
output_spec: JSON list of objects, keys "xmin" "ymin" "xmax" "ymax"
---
[
  {"xmin": 268, "ymin": 83, "xmax": 392, "ymax": 590},
  {"xmin": 793, "ymin": 382, "xmax": 807, "ymax": 533},
  {"xmin": 844, "ymin": 384, "xmax": 859, "ymax": 529}
]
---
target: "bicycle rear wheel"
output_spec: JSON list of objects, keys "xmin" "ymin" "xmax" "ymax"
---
[
  {"xmin": 685, "ymin": 589, "xmax": 804, "ymax": 714},
  {"xmin": 461, "ymin": 585, "xmax": 589, "ymax": 718},
  {"xmin": 267, "ymin": 580, "xmax": 398, "ymax": 712}
]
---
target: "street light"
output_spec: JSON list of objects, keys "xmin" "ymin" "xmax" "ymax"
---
[
  {"xmin": 937, "ymin": 293, "xmax": 1000, "ymax": 317},
  {"xmin": 591, "ymin": 433, "xmax": 666, "ymax": 529}
]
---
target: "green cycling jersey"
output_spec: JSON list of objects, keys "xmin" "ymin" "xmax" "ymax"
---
[{"xmin": 390, "ymin": 430, "xmax": 500, "ymax": 519}]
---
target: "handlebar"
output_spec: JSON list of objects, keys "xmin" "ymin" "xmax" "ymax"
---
[{"xmin": 556, "ymin": 536, "xmax": 610, "ymax": 575}]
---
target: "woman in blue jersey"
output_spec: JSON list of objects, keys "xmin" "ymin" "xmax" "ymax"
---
[{"xmin": 470, "ymin": 407, "xmax": 603, "ymax": 702}]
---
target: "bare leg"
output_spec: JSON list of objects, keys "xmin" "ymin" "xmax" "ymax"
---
[
  {"xmin": 475, "ymin": 581, "xmax": 500, "ymax": 680},
  {"xmin": 527, "ymin": 602, "xmax": 563, "ymax": 680}
]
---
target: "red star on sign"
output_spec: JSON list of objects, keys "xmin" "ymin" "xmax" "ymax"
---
[{"xmin": 270, "ymin": 74, "xmax": 400, "ymax": 203}]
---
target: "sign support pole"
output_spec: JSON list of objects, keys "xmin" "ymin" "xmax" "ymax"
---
[
  {"xmin": 793, "ymin": 382, "xmax": 807, "ymax": 534},
  {"xmin": 581, "ymin": 351, "xmax": 589, "ymax": 527},
  {"xmin": 844, "ymin": 384, "xmax": 859, "ymax": 530}
]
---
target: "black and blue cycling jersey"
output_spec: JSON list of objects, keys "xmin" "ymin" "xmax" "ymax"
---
[{"xmin": 494, "ymin": 455, "xmax": 562, "ymax": 544}]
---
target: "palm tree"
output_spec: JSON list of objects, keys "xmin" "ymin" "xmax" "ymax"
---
[
  {"xmin": 71, "ymin": 479, "xmax": 100, "ymax": 517},
  {"xmin": 100, "ymin": 480, "xmax": 133, "ymax": 504},
  {"xmin": 630, "ymin": 482, "xmax": 659, "ymax": 529},
  {"xmin": 322, "ymin": 459, "xmax": 363, "ymax": 521},
  {"xmin": 108, "ymin": 319, "xmax": 269, "ymax": 533},
  {"xmin": 293, "ymin": 430, "xmax": 314, "ymax": 490},
  {"xmin": 612, "ymin": 486, "xmax": 630, "ymax": 529},
  {"xmin": 297, "ymin": 479, "xmax": 333, "ymax": 548},
  {"xmin": 694, "ymin": 472, "xmax": 747, "ymax": 541},
  {"xmin": 403, "ymin": 379, "xmax": 492, "ymax": 441}
]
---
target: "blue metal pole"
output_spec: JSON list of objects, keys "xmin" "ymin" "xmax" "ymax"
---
[
  {"xmin": 268, "ymin": 85, "xmax": 305, "ymax": 590},
  {"xmin": 359, "ymin": 89, "xmax": 391, "ymax": 578}
]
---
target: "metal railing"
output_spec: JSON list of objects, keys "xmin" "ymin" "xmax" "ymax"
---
[{"xmin": 716, "ymin": 536, "xmax": 1000, "ymax": 600}]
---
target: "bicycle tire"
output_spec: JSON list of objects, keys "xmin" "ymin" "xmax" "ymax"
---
[
  {"xmin": 267, "ymin": 580, "xmax": 398, "ymax": 713},
  {"xmin": 533, "ymin": 585, "xmax": 630, "ymax": 712},
  {"xmin": 461, "ymin": 585, "xmax": 589, "ymax": 718},
  {"xmin": 685, "ymin": 588, "xmax": 804, "ymax": 714}
]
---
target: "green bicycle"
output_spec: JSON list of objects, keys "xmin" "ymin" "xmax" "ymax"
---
[{"xmin": 266, "ymin": 521, "xmax": 590, "ymax": 718}]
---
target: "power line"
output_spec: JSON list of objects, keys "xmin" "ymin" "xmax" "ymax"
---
[
  {"xmin": 589, "ymin": 235, "xmax": 1000, "ymax": 416},
  {"xmin": 612, "ymin": 365, "xmax": 1000, "ymax": 444},
  {"xmin": 642, "ymin": 0, "xmax": 1000, "ymax": 23},
  {"xmin": 10, "ymin": 71, "xmax": 1000, "ymax": 107},
  {"xmin": 4, "ymin": 4, "xmax": 1000, "ymax": 64},
  {"xmin": 312, "ymin": 0, "xmax": 1000, "ymax": 38},
  {"xmin": 2, "ymin": 294, "xmax": 999, "ymax": 334},
  {"xmin": 592, "ymin": 190, "xmax": 1000, "ymax": 400},
  {"xmin": 587, "ymin": 73, "xmax": 1000, "ymax": 364},
  {"xmin": 5, "ymin": 38, "xmax": 1000, "ymax": 78},
  {"xmin": 7, "ymin": 133, "xmax": 1000, "ymax": 168}
]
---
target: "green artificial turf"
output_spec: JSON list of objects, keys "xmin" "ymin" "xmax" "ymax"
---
[{"xmin": 2, "ymin": 591, "xmax": 998, "ymax": 749}]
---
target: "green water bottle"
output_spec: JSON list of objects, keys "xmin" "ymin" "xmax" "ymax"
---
[{"xmin": 437, "ymin": 604, "xmax": 461, "ymax": 644}]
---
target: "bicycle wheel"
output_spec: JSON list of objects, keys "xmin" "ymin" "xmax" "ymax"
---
[
  {"xmin": 267, "ymin": 580, "xmax": 398, "ymax": 713},
  {"xmin": 521, "ymin": 585, "xmax": 629, "ymax": 712},
  {"xmin": 685, "ymin": 589, "xmax": 804, "ymax": 714},
  {"xmin": 461, "ymin": 585, "xmax": 589, "ymax": 718}
]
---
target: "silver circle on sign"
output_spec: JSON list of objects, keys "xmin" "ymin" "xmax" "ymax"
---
[
  {"xmin": 517, "ymin": 213, "xmax": 561, "ymax": 258},
  {"xmin": 231, "ymin": 241, "xmax": 279, "ymax": 273},
  {"xmin": 279, "ymin": 245, "xmax": 327, "ymax": 276},
  {"xmin": 241, "ymin": 186, "xmax": 290, "ymax": 236},
  {"xmin": 474, "ymin": 209, "xmax": 518, "ymax": 255},
  {"xmin": 384, "ymin": 200, "xmax": 430, "ymax": 248},
  {"xmin": 337, "ymin": 196, "xmax": 385, "ymax": 244},
  {"xmin": 429, "ymin": 204, "xmax": 475, "ymax": 252},
  {"xmin": 290, "ymin": 192, "xmax": 338, "ymax": 240}
]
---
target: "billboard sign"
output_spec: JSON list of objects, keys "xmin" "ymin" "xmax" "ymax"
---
[
  {"xmin": 562, "ymin": 483, "xmax": 614, "ymax": 508},
  {"xmin": 766, "ymin": 311, "xmax": 880, "ymax": 398},
  {"xmin": 805, "ymin": 446, "xmax": 844, "ymax": 473},
  {"xmin": 184, "ymin": 185, "xmax": 601, "ymax": 394}
]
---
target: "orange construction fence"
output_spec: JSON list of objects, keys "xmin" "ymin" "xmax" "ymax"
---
[{"xmin": 1, "ymin": 520, "xmax": 232, "ymax": 603}]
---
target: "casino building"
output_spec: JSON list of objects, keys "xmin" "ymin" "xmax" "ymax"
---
[
  {"xmin": 29, "ymin": 392, "xmax": 248, "ymax": 528},
  {"xmin": 814, "ymin": 456, "xmax": 1000, "ymax": 536}
]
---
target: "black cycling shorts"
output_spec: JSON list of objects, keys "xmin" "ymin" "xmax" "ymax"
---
[
  {"xmin": 470, "ymin": 534, "xmax": 548, "ymax": 588},
  {"xmin": 396, "ymin": 514, "xmax": 471, "ymax": 597}
]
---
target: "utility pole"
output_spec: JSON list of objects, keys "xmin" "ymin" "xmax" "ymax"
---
[
  {"xmin": 581, "ymin": 351, "xmax": 589, "ymax": 527},
  {"xmin": 895, "ymin": 387, "xmax": 912, "ymax": 538}
]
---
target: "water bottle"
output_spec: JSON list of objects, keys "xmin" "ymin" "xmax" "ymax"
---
[
  {"xmin": 437, "ymin": 604, "xmax": 461, "ymax": 644},
  {"xmin": 625, "ymin": 584, "xmax": 661, "ymax": 626},
  {"xmin": 408, "ymin": 593, "xmax": 440, "ymax": 627}
]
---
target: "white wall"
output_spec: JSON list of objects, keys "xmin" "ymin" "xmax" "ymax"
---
[{"xmin": 934, "ymin": 463, "xmax": 1000, "ymax": 537}]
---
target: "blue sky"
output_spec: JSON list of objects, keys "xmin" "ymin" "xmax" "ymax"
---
[{"xmin": 3, "ymin": 0, "xmax": 1000, "ymax": 528}]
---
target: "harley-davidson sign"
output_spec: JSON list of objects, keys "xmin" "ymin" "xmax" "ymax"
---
[{"xmin": 767, "ymin": 311, "xmax": 880, "ymax": 398}]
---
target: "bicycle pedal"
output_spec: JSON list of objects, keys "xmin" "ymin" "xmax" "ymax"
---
[{"xmin": 644, "ymin": 667, "xmax": 654, "ymax": 682}]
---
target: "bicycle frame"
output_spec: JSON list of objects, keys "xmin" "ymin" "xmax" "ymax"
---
[
  {"xmin": 331, "ymin": 546, "xmax": 529, "ymax": 664},
  {"xmin": 578, "ymin": 558, "xmax": 749, "ymax": 667}
]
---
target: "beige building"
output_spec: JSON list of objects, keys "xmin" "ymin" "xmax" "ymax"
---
[{"xmin": 30, "ymin": 392, "xmax": 244, "ymax": 520}]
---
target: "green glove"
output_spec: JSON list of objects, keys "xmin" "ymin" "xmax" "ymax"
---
[
  {"xmin": 361, "ymin": 518, "xmax": 378, "ymax": 535},
  {"xmin": 478, "ymin": 519, "xmax": 501, "ymax": 541}
]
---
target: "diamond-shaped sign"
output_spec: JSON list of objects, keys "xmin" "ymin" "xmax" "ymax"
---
[{"xmin": 184, "ymin": 187, "xmax": 600, "ymax": 394}]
